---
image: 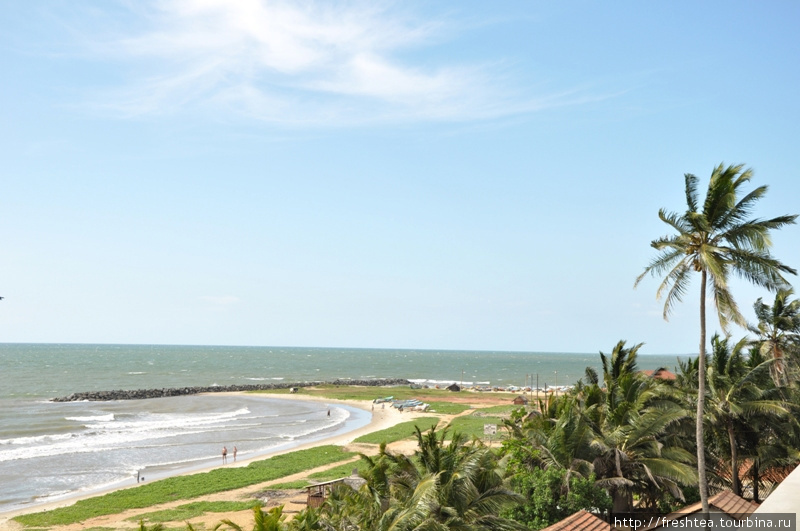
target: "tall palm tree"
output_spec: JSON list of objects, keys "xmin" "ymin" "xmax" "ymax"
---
[
  {"xmin": 635, "ymin": 163, "xmax": 797, "ymax": 512},
  {"xmin": 751, "ymin": 288, "xmax": 800, "ymax": 386}
]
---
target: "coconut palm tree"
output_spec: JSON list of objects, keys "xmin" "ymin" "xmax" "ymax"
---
[
  {"xmin": 312, "ymin": 426, "xmax": 525, "ymax": 530},
  {"xmin": 734, "ymin": 348, "xmax": 800, "ymax": 502},
  {"xmin": 588, "ymin": 370, "xmax": 696, "ymax": 512},
  {"xmin": 704, "ymin": 334, "xmax": 794, "ymax": 496},
  {"xmin": 525, "ymin": 397, "xmax": 596, "ymax": 484},
  {"xmin": 216, "ymin": 505, "xmax": 288, "ymax": 531},
  {"xmin": 635, "ymin": 163, "xmax": 797, "ymax": 512},
  {"xmin": 751, "ymin": 288, "xmax": 800, "ymax": 386},
  {"xmin": 395, "ymin": 426, "xmax": 526, "ymax": 530}
]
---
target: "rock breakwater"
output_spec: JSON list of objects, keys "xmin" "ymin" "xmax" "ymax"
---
[{"xmin": 51, "ymin": 378, "xmax": 412, "ymax": 402}]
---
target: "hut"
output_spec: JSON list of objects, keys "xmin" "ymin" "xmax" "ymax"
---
[
  {"xmin": 639, "ymin": 368, "xmax": 677, "ymax": 381},
  {"xmin": 525, "ymin": 409, "xmax": 542, "ymax": 421},
  {"xmin": 446, "ymin": 383, "xmax": 461, "ymax": 392},
  {"xmin": 513, "ymin": 395, "xmax": 529, "ymax": 405},
  {"xmin": 305, "ymin": 469, "xmax": 366, "ymax": 507}
]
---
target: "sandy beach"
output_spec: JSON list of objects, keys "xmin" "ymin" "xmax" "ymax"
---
[{"xmin": 0, "ymin": 390, "xmax": 445, "ymax": 531}]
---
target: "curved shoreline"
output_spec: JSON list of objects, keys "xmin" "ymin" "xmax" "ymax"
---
[{"xmin": 0, "ymin": 390, "xmax": 420, "ymax": 526}]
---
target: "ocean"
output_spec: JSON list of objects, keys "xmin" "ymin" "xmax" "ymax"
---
[{"xmin": 0, "ymin": 343, "xmax": 685, "ymax": 513}]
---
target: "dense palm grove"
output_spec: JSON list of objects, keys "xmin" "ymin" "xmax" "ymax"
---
[
  {"xmin": 193, "ymin": 328, "xmax": 799, "ymax": 531},
  {"xmin": 197, "ymin": 321, "xmax": 799, "ymax": 531},
  {"xmin": 188, "ymin": 164, "xmax": 800, "ymax": 531}
]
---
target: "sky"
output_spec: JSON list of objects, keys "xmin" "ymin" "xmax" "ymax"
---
[{"xmin": 2, "ymin": 1, "xmax": 799, "ymax": 354}]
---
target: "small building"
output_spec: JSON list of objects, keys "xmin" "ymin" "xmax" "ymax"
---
[
  {"xmin": 753, "ymin": 460, "xmax": 800, "ymax": 517},
  {"xmin": 717, "ymin": 460, "xmax": 797, "ymax": 501},
  {"xmin": 446, "ymin": 383, "xmax": 461, "ymax": 392},
  {"xmin": 305, "ymin": 469, "xmax": 366, "ymax": 507},
  {"xmin": 540, "ymin": 510, "xmax": 610, "ymax": 531},
  {"xmin": 525, "ymin": 409, "xmax": 542, "ymax": 421},
  {"xmin": 639, "ymin": 368, "xmax": 677, "ymax": 381},
  {"xmin": 638, "ymin": 490, "xmax": 759, "ymax": 531},
  {"xmin": 513, "ymin": 395, "xmax": 529, "ymax": 405}
]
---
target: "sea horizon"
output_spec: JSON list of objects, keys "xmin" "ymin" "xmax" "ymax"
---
[
  {"xmin": 0, "ymin": 340, "xmax": 695, "ymax": 356},
  {"xmin": 0, "ymin": 343, "xmax": 689, "ymax": 512}
]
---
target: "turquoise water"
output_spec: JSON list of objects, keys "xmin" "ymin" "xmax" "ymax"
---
[{"xmin": 0, "ymin": 343, "xmax": 686, "ymax": 513}]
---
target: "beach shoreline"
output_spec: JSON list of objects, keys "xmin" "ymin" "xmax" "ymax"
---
[{"xmin": 0, "ymin": 390, "xmax": 419, "ymax": 528}]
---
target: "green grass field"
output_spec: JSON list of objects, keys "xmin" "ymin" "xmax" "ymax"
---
[
  {"xmin": 130, "ymin": 501, "xmax": 259, "ymax": 524},
  {"xmin": 444, "ymin": 413, "xmax": 507, "ymax": 440},
  {"xmin": 14, "ymin": 445, "xmax": 355, "ymax": 528},
  {"xmin": 253, "ymin": 385, "xmax": 512, "ymax": 410},
  {"xmin": 352, "ymin": 417, "xmax": 440, "ymax": 444}
]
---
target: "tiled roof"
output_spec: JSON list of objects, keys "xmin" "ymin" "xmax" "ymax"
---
[
  {"xmin": 540, "ymin": 510, "xmax": 610, "ymax": 531},
  {"xmin": 708, "ymin": 490, "xmax": 760, "ymax": 516},
  {"xmin": 660, "ymin": 490, "xmax": 758, "ymax": 522},
  {"xmin": 638, "ymin": 490, "xmax": 759, "ymax": 531}
]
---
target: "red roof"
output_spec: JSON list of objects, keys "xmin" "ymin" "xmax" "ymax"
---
[
  {"xmin": 717, "ymin": 460, "xmax": 798, "ymax": 486},
  {"xmin": 641, "ymin": 490, "xmax": 759, "ymax": 530},
  {"xmin": 540, "ymin": 510, "xmax": 610, "ymax": 531},
  {"xmin": 640, "ymin": 369, "xmax": 677, "ymax": 380}
]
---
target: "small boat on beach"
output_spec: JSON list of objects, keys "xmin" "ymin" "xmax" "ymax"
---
[{"xmin": 373, "ymin": 396, "xmax": 394, "ymax": 403}]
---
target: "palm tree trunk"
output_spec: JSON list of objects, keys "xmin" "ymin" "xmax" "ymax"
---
[
  {"xmin": 698, "ymin": 270, "xmax": 710, "ymax": 513},
  {"xmin": 752, "ymin": 459, "xmax": 760, "ymax": 503},
  {"xmin": 727, "ymin": 420, "xmax": 740, "ymax": 496}
]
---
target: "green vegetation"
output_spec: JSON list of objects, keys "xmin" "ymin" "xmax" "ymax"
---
[
  {"xmin": 636, "ymin": 163, "xmax": 798, "ymax": 511},
  {"xmin": 14, "ymin": 196, "xmax": 800, "ymax": 531},
  {"xmin": 444, "ymin": 413, "xmax": 505, "ymax": 439},
  {"xmin": 15, "ymin": 445, "xmax": 354, "ymax": 527},
  {"xmin": 502, "ymin": 467, "xmax": 610, "ymax": 529},
  {"xmin": 307, "ymin": 461, "xmax": 364, "ymax": 482},
  {"xmin": 752, "ymin": 287, "xmax": 800, "ymax": 387},
  {"xmin": 352, "ymin": 417, "xmax": 439, "ymax": 444},
  {"xmin": 314, "ymin": 427, "xmax": 526, "ymax": 530},
  {"xmin": 472, "ymin": 403, "xmax": 520, "ymax": 415},
  {"xmin": 131, "ymin": 501, "xmax": 258, "ymax": 524},
  {"xmin": 424, "ymin": 401, "xmax": 472, "ymax": 414},
  {"xmin": 254, "ymin": 385, "xmax": 509, "ymax": 409},
  {"xmin": 254, "ymin": 385, "xmax": 422, "ymax": 401},
  {"xmin": 267, "ymin": 480, "xmax": 310, "ymax": 490}
]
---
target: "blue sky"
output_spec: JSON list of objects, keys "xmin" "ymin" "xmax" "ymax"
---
[{"xmin": 2, "ymin": 1, "xmax": 799, "ymax": 354}]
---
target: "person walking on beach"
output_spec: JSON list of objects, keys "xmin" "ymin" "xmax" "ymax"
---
[
  {"xmin": 222, "ymin": 446, "xmax": 228, "ymax": 464},
  {"xmin": 233, "ymin": 445, "xmax": 237, "ymax": 462}
]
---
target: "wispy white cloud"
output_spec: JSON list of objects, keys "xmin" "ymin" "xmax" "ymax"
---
[{"xmin": 81, "ymin": 0, "xmax": 597, "ymax": 125}]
